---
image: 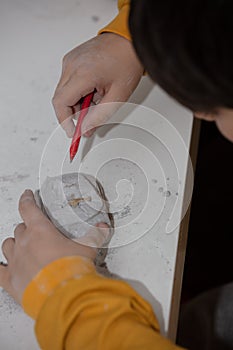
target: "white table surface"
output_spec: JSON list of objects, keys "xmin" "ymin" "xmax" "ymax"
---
[{"xmin": 0, "ymin": 0, "xmax": 194, "ymax": 348}]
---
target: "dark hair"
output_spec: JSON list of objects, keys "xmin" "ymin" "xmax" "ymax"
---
[{"xmin": 129, "ymin": 0, "xmax": 233, "ymax": 112}]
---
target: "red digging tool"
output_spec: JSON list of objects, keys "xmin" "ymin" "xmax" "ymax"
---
[{"xmin": 69, "ymin": 91, "xmax": 94, "ymax": 162}]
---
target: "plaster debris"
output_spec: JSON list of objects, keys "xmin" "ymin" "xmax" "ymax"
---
[
  {"xmin": 163, "ymin": 191, "xmax": 171, "ymax": 197},
  {"xmin": 91, "ymin": 15, "xmax": 99, "ymax": 22},
  {"xmin": 0, "ymin": 172, "xmax": 29, "ymax": 183}
]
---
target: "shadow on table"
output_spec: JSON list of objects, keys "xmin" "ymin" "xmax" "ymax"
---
[
  {"xmin": 81, "ymin": 77, "xmax": 154, "ymax": 161},
  {"xmin": 96, "ymin": 263, "xmax": 165, "ymax": 334}
]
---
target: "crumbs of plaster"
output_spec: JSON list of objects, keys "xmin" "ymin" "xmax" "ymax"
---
[
  {"xmin": 0, "ymin": 173, "xmax": 30, "ymax": 183},
  {"xmin": 163, "ymin": 191, "xmax": 171, "ymax": 197}
]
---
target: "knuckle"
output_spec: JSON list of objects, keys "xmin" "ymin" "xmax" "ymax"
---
[
  {"xmin": 14, "ymin": 223, "xmax": 24, "ymax": 235},
  {"xmin": 62, "ymin": 53, "xmax": 69, "ymax": 64},
  {"xmin": 2, "ymin": 237, "xmax": 13, "ymax": 252},
  {"xmin": 52, "ymin": 93, "xmax": 59, "ymax": 106},
  {"xmin": 14, "ymin": 225, "xmax": 19, "ymax": 235},
  {"xmin": 52, "ymin": 91, "xmax": 63, "ymax": 109}
]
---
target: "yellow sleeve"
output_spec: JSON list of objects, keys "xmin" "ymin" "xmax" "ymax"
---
[
  {"xmin": 98, "ymin": 0, "xmax": 131, "ymax": 41},
  {"xmin": 22, "ymin": 256, "xmax": 184, "ymax": 350}
]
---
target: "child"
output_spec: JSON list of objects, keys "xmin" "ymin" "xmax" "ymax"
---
[{"xmin": 1, "ymin": 0, "xmax": 233, "ymax": 349}]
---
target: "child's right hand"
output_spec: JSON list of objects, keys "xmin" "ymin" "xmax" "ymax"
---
[{"xmin": 52, "ymin": 33, "xmax": 144, "ymax": 138}]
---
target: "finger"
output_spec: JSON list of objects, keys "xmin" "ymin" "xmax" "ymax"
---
[
  {"xmin": 19, "ymin": 190, "xmax": 50, "ymax": 227},
  {"xmin": 0, "ymin": 264, "xmax": 9, "ymax": 289},
  {"xmin": 2, "ymin": 237, "xmax": 15, "ymax": 260},
  {"xmin": 52, "ymin": 75, "xmax": 95, "ymax": 131},
  {"xmin": 96, "ymin": 222, "xmax": 110, "ymax": 240},
  {"xmin": 60, "ymin": 116, "xmax": 76, "ymax": 138},
  {"xmin": 0, "ymin": 264, "xmax": 19, "ymax": 302},
  {"xmin": 14, "ymin": 223, "xmax": 26, "ymax": 240},
  {"xmin": 81, "ymin": 86, "xmax": 128, "ymax": 136},
  {"xmin": 77, "ymin": 223, "xmax": 110, "ymax": 248},
  {"xmin": 84, "ymin": 127, "xmax": 97, "ymax": 138}
]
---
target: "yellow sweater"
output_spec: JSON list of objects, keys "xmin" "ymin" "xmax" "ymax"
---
[
  {"xmin": 23, "ymin": 257, "xmax": 182, "ymax": 349},
  {"xmin": 22, "ymin": 2, "xmax": 184, "ymax": 349},
  {"xmin": 98, "ymin": 0, "xmax": 131, "ymax": 40}
]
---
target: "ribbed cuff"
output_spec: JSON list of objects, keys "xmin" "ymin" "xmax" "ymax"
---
[
  {"xmin": 22, "ymin": 256, "xmax": 96, "ymax": 319},
  {"xmin": 98, "ymin": 3, "xmax": 131, "ymax": 41}
]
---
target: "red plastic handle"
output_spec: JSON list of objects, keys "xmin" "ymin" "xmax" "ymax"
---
[{"xmin": 69, "ymin": 92, "xmax": 94, "ymax": 161}]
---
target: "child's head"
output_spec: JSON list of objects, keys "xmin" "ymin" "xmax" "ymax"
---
[{"xmin": 129, "ymin": 0, "xmax": 233, "ymax": 141}]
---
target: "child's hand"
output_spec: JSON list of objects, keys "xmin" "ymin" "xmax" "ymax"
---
[
  {"xmin": 0, "ymin": 190, "xmax": 109, "ymax": 304},
  {"xmin": 52, "ymin": 33, "xmax": 144, "ymax": 138}
]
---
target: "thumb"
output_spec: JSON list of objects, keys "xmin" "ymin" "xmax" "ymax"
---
[
  {"xmin": 18, "ymin": 190, "xmax": 50, "ymax": 227},
  {"xmin": 81, "ymin": 87, "xmax": 128, "ymax": 137},
  {"xmin": 77, "ymin": 223, "xmax": 110, "ymax": 248}
]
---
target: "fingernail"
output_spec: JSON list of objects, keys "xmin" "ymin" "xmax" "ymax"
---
[{"xmin": 22, "ymin": 189, "xmax": 33, "ymax": 199}]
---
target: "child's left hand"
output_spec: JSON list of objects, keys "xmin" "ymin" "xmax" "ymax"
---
[{"xmin": 0, "ymin": 189, "xmax": 109, "ymax": 304}]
